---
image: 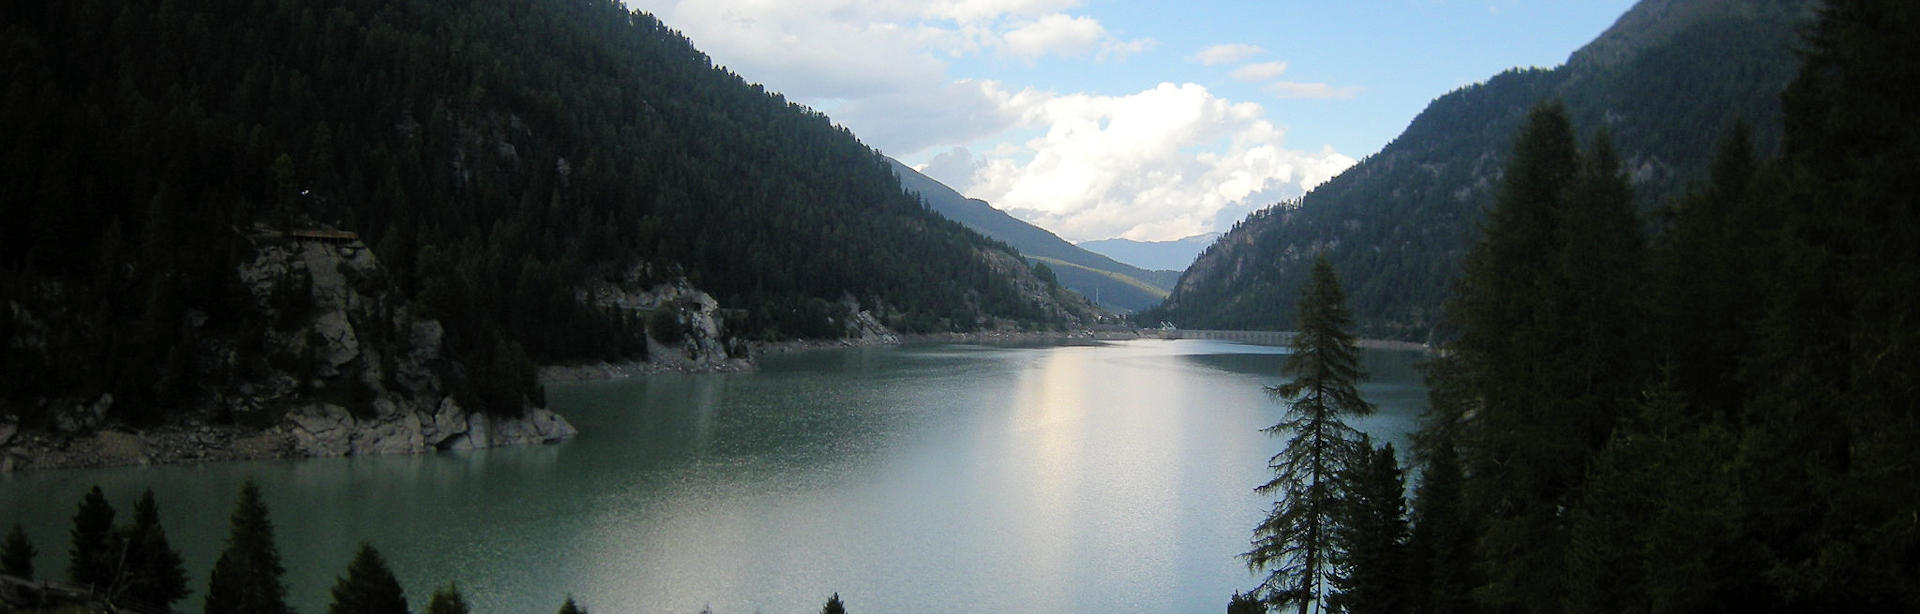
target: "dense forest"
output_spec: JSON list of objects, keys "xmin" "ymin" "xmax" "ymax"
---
[
  {"xmin": 0, "ymin": 0, "xmax": 1087, "ymax": 429},
  {"xmin": 1248, "ymin": 0, "xmax": 1919, "ymax": 611},
  {"xmin": 1146, "ymin": 0, "xmax": 1814, "ymax": 339}
]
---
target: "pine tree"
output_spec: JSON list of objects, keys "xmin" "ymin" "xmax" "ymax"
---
[
  {"xmin": 1243, "ymin": 256, "xmax": 1373, "ymax": 614},
  {"xmin": 1742, "ymin": 1, "xmax": 1920, "ymax": 608},
  {"xmin": 2, "ymin": 523, "xmax": 35, "ymax": 578},
  {"xmin": 328, "ymin": 543, "xmax": 410, "ymax": 614},
  {"xmin": 1330, "ymin": 441, "xmax": 1410, "ymax": 614},
  {"xmin": 556, "ymin": 596, "xmax": 587, "ymax": 614},
  {"xmin": 120, "ymin": 489, "xmax": 190, "ymax": 608},
  {"xmin": 1406, "ymin": 432, "xmax": 1474, "ymax": 614},
  {"xmin": 426, "ymin": 584, "xmax": 471, "ymax": 614},
  {"xmin": 1428, "ymin": 102, "xmax": 1647, "ymax": 611},
  {"xmin": 205, "ymin": 480, "xmax": 292, "ymax": 614},
  {"xmin": 1565, "ymin": 374, "xmax": 1753, "ymax": 614},
  {"xmin": 821, "ymin": 592, "xmax": 848, "ymax": 614},
  {"xmin": 67, "ymin": 485, "xmax": 119, "ymax": 591}
]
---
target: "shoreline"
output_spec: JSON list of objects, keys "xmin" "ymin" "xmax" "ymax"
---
[{"xmin": 5, "ymin": 329, "xmax": 1427, "ymax": 472}]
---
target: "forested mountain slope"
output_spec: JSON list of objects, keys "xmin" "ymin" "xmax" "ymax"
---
[
  {"xmin": 1146, "ymin": 0, "xmax": 1814, "ymax": 339},
  {"xmin": 0, "ymin": 0, "xmax": 1088, "ymax": 431},
  {"xmin": 890, "ymin": 159, "xmax": 1178, "ymax": 312}
]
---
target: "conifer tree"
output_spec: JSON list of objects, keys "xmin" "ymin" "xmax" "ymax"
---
[
  {"xmin": 1405, "ymin": 433, "xmax": 1473, "ymax": 614},
  {"xmin": 67, "ymin": 485, "xmax": 119, "ymax": 591},
  {"xmin": 205, "ymin": 480, "xmax": 291, "ymax": 614},
  {"xmin": 1330, "ymin": 441, "xmax": 1409, "ymax": 614},
  {"xmin": 557, "ymin": 596, "xmax": 587, "ymax": 614},
  {"xmin": 328, "ymin": 543, "xmax": 410, "ymax": 614},
  {"xmin": 426, "ymin": 583, "xmax": 471, "ymax": 614},
  {"xmin": 821, "ymin": 592, "xmax": 847, "ymax": 614},
  {"xmin": 120, "ymin": 489, "xmax": 190, "ymax": 608},
  {"xmin": 2, "ymin": 523, "xmax": 35, "ymax": 578},
  {"xmin": 1428, "ymin": 102, "xmax": 1647, "ymax": 610},
  {"xmin": 1243, "ymin": 256, "xmax": 1372, "ymax": 614},
  {"xmin": 1742, "ymin": 0, "xmax": 1920, "ymax": 607}
]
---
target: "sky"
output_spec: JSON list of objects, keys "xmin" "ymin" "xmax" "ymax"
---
[{"xmin": 621, "ymin": 0, "xmax": 1637, "ymax": 243}]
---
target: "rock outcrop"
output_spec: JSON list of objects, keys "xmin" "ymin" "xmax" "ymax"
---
[{"xmin": 1, "ymin": 228, "xmax": 576, "ymax": 471}]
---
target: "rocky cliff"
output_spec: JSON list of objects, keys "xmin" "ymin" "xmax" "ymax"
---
[{"xmin": 1, "ymin": 228, "xmax": 575, "ymax": 471}]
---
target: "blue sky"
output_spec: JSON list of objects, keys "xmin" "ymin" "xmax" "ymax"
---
[{"xmin": 624, "ymin": 0, "xmax": 1635, "ymax": 242}]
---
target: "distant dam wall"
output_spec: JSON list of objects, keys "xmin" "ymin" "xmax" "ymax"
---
[{"xmin": 1162, "ymin": 329, "xmax": 1294, "ymax": 346}]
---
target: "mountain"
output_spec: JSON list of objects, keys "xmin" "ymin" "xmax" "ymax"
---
[
  {"xmin": 889, "ymin": 159, "xmax": 1179, "ymax": 312},
  {"xmin": 1077, "ymin": 234, "xmax": 1220, "ymax": 273},
  {"xmin": 1145, "ymin": 0, "xmax": 1816, "ymax": 339},
  {"xmin": 0, "ymin": 0, "xmax": 1092, "ymax": 432}
]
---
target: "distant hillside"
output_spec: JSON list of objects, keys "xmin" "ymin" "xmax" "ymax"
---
[
  {"xmin": 1077, "ymin": 234, "xmax": 1219, "ymax": 273},
  {"xmin": 1146, "ymin": 0, "xmax": 1815, "ymax": 339},
  {"xmin": 0, "ymin": 0, "xmax": 1091, "ymax": 430},
  {"xmin": 890, "ymin": 159, "xmax": 1178, "ymax": 312}
]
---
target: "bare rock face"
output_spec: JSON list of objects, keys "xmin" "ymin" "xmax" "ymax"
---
[
  {"xmin": 579, "ymin": 264, "xmax": 741, "ymax": 370},
  {"xmin": 221, "ymin": 231, "xmax": 580, "ymax": 462}
]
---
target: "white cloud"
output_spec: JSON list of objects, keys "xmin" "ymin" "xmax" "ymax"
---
[
  {"xmin": 1268, "ymin": 81, "xmax": 1364, "ymax": 100},
  {"xmin": 1230, "ymin": 61, "xmax": 1288, "ymax": 82},
  {"xmin": 829, "ymin": 79, "xmax": 1023, "ymax": 155},
  {"xmin": 961, "ymin": 83, "xmax": 1356, "ymax": 242},
  {"xmin": 917, "ymin": 147, "xmax": 987, "ymax": 190},
  {"xmin": 1190, "ymin": 43, "xmax": 1263, "ymax": 65},
  {"xmin": 1002, "ymin": 13, "xmax": 1106, "ymax": 58}
]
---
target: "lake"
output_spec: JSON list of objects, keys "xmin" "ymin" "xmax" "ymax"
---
[{"xmin": 0, "ymin": 339, "xmax": 1429, "ymax": 613}]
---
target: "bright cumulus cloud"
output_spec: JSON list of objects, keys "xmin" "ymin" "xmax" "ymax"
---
[
  {"xmin": 960, "ymin": 83, "xmax": 1355, "ymax": 241},
  {"xmin": 625, "ymin": 0, "xmax": 1355, "ymax": 242}
]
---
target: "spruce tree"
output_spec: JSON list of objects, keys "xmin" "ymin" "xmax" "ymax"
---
[
  {"xmin": 1428, "ymin": 102, "xmax": 1647, "ymax": 610},
  {"xmin": 2, "ymin": 523, "xmax": 35, "ymax": 578},
  {"xmin": 120, "ymin": 489, "xmax": 190, "ymax": 609},
  {"xmin": 1405, "ymin": 433, "xmax": 1473, "ymax": 614},
  {"xmin": 328, "ymin": 543, "xmax": 410, "ymax": 614},
  {"xmin": 205, "ymin": 480, "xmax": 291, "ymax": 614},
  {"xmin": 1330, "ymin": 441, "xmax": 1409, "ymax": 614},
  {"xmin": 556, "ymin": 596, "xmax": 587, "ymax": 614},
  {"xmin": 67, "ymin": 485, "xmax": 119, "ymax": 591},
  {"xmin": 821, "ymin": 592, "xmax": 847, "ymax": 614},
  {"xmin": 1743, "ymin": 0, "xmax": 1920, "ymax": 608},
  {"xmin": 1242, "ymin": 256, "xmax": 1372, "ymax": 614},
  {"xmin": 426, "ymin": 584, "xmax": 471, "ymax": 614}
]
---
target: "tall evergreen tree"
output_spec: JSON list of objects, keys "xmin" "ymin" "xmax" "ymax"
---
[
  {"xmin": 556, "ymin": 596, "xmax": 587, "ymax": 614},
  {"xmin": 119, "ymin": 489, "xmax": 190, "ymax": 609},
  {"xmin": 1243, "ymin": 256, "xmax": 1373, "ymax": 614},
  {"xmin": 1406, "ymin": 432, "xmax": 1474, "ymax": 614},
  {"xmin": 1427, "ymin": 102, "xmax": 1647, "ymax": 611},
  {"xmin": 1331, "ymin": 441, "xmax": 1410, "ymax": 614},
  {"xmin": 2, "ymin": 523, "xmax": 35, "ymax": 578},
  {"xmin": 1741, "ymin": 0, "xmax": 1920, "ymax": 608},
  {"xmin": 425, "ymin": 584, "xmax": 471, "ymax": 614},
  {"xmin": 1650, "ymin": 123, "xmax": 1768, "ymax": 418},
  {"xmin": 328, "ymin": 543, "xmax": 410, "ymax": 614},
  {"xmin": 1565, "ymin": 374, "xmax": 1755, "ymax": 614},
  {"xmin": 205, "ymin": 480, "xmax": 291, "ymax": 614},
  {"xmin": 67, "ymin": 485, "xmax": 119, "ymax": 591}
]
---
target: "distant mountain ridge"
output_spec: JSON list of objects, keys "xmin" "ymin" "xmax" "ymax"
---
[
  {"xmin": 889, "ymin": 159, "xmax": 1179, "ymax": 312},
  {"xmin": 1077, "ymin": 234, "xmax": 1219, "ymax": 273},
  {"xmin": 1147, "ymin": 0, "xmax": 1816, "ymax": 338}
]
